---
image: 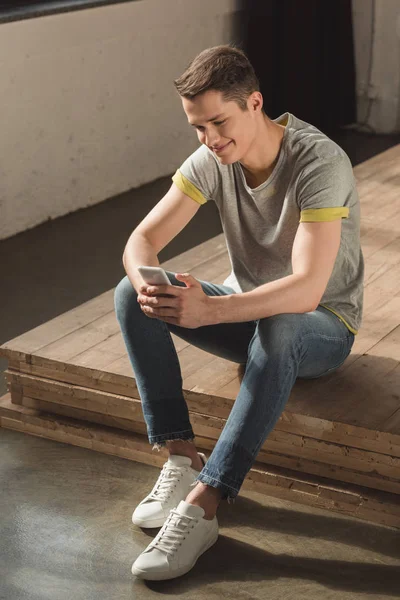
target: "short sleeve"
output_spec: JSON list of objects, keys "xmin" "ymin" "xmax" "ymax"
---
[
  {"xmin": 296, "ymin": 154, "xmax": 354, "ymax": 222},
  {"xmin": 172, "ymin": 144, "xmax": 221, "ymax": 205}
]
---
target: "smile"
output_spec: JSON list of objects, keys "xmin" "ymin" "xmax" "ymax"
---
[{"xmin": 213, "ymin": 141, "xmax": 232, "ymax": 153}]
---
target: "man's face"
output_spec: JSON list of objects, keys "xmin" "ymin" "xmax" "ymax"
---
[{"xmin": 182, "ymin": 89, "xmax": 258, "ymax": 165}]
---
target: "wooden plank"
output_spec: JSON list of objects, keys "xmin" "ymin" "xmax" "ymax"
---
[
  {"xmin": 198, "ymin": 433, "xmax": 400, "ymax": 496},
  {"xmin": 7, "ymin": 220, "xmax": 400, "ymax": 378},
  {"xmin": 187, "ymin": 253, "xmax": 230, "ymax": 282},
  {"xmin": 68, "ymin": 331, "xmax": 128, "ymax": 369},
  {"xmin": 0, "ymin": 252, "xmax": 230, "ymax": 381},
  {"xmin": 279, "ymin": 293, "xmax": 400, "ymax": 410},
  {"xmin": 2, "ymin": 237, "xmax": 399, "ymax": 426},
  {"xmin": 21, "ymin": 395, "xmax": 148, "ymax": 436},
  {"xmin": 183, "ymin": 357, "xmax": 242, "ymax": 395},
  {"xmin": 0, "ymin": 291, "xmax": 114, "ymax": 360},
  {"xmin": 51, "ymin": 328, "xmax": 214, "ymax": 383},
  {"xmin": 363, "ymin": 263, "xmax": 400, "ymax": 318},
  {"xmin": 35, "ymin": 311, "xmax": 121, "ymax": 362},
  {"xmin": 7, "ymin": 371, "xmax": 400, "ymax": 493},
  {"xmin": 8, "ymin": 357, "xmax": 140, "ymax": 399},
  {"xmin": 0, "ymin": 233, "xmax": 228, "ymax": 362},
  {"xmin": 353, "ymin": 144, "xmax": 400, "ymax": 182},
  {"xmin": 359, "ymin": 186, "xmax": 400, "ymax": 226},
  {"xmin": 9, "ymin": 369, "xmax": 399, "ymax": 475},
  {"xmin": 274, "ymin": 410, "xmax": 400, "ymax": 459},
  {"xmin": 176, "ymin": 345, "xmax": 217, "ymax": 379},
  {"xmin": 285, "ymin": 324, "xmax": 400, "ymax": 432},
  {"xmin": 0, "ymin": 403, "xmax": 394, "ymax": 528},
  {"xmin": 360, "ymin": 212, "xmax": 400, "ymax": 259},
  {"xmin": 6, "ymin": 372, "xmax": 144, "ymax": 422},
  {"xmin": 347, "ymin": 295, "xmax": 400, "ymax": 360},
  {"xmin": 6, "ymin": 350, "xmax": 400, "ymax": 459},
  {"xmin": 161, "ymin": 233, "xmax": 226, "ymax": 273},
  {"xmin": 363, "ymin": 235, "xmax": 400, "ymax": 287},
  {"xmin": 381, "ymin": 364, "xmax": 400, "ymax": 434},
  {"xmin": 1, "ymin": 393, "xmax": 399, "ymax": 529}
]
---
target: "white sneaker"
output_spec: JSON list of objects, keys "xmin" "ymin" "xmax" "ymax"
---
[
  {"xmin": 131, "ymin": 500, "xmax": 219, "ymax": 580},
  {"xmin": 132, "ymin": 453, "xmax": 207, "ymax": 528}
]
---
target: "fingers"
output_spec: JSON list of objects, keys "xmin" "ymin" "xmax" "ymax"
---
[
  {"xmin": 137, "ymin": 293, "xmax": 177, "ymax": 308},
  {"xmin": 137, "ymin": 284, "xmax": 182, "ymax": 322},
  {"xmin": 141, "ymin": 305, "xmax": 178, "ymax": 318},
  {"xmin": 139, "ymin": 284, "xmax": 178, "ymax": 297}
]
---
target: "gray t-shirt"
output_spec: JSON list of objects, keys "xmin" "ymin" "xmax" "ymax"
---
[{"xmin": 172, "ymin": 112, "xmax": 364, "ymax": 334}]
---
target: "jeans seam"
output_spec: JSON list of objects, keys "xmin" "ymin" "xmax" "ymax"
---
[{"xmin": 301, "ymin": 331, "xmax": 350, "ymax": 343}]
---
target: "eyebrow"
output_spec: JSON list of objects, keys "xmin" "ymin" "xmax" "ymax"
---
[{"xmin": 189, "ymin": 113, "xmax": 225, "ymax": 127}]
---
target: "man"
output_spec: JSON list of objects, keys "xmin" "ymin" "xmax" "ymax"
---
[{"xmin": 114, "ymin": 45, "xmax": 364, "ymax": 581}]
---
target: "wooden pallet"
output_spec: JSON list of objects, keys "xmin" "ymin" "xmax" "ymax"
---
[
  {"xmin": 4, "ymin": 369, "xmax": 400, "ymax": 496},
  {"xmin": 1, "ymin": 144, "xmax": 400, "ymax": 528},
  {"xmin": 1, "ymin": 393, "xmax": 399, "ymax": 529}
]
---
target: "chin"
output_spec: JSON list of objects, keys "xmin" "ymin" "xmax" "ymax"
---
[
  {"xmin": 218, "ymin": 156, "xmax": 236, "ymax": 165},
  {"xmin": 219, "ymin": 147, "xmax": 237, "ymax": 165}
]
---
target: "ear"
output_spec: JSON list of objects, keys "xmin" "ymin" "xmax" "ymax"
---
[{"xmin": 248, "ymin": 91, "xmax": 263, "ymax": 113}]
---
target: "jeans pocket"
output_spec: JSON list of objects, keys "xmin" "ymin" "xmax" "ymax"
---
[
  {"xmin": 300, "ymin": 331, "xmax": 355, "ymax": 380},
  {"xmin": 314, "ymin": 333, "xmax": 355, "ymax": 378}
]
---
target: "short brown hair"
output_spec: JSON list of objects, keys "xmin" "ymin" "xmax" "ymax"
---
[{"xmin": 174, "ymin": 45, "xmax": 260, "ymax": 111}]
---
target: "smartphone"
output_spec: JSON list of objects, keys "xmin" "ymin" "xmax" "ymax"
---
[{"xmin": 137, "ymin": 266, "xmax": 171, "ymax": 286}]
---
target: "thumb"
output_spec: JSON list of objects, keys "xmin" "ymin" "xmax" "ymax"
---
[{"xmin": 175, "ymin": 273, "xmax": 199, "ymax": 287}]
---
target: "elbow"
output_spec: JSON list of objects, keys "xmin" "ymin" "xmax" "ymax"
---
[
  {"xmin": 306, "ymin": 291, "xmax": 323, "ymax": 313},
  {"xmin": 122, "ymin": 246, "xmax": 130, "ymax": 271},
  {"xmin": 307, "ymin": 300, "xmax": 319, "ymax": 313},
  {"xmin": 301, "ymin": 276, "xmax": 325, "ymax": 313}
]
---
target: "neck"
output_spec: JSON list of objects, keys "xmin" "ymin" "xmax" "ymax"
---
[{"xmin": 240, "ymin": 115, "xmax": 285, "ymax": 186}]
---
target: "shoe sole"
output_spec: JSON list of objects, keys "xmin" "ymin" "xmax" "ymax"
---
[{"xmin": 131, "ymin": 531, "xmax": 219, "ymax": 580}]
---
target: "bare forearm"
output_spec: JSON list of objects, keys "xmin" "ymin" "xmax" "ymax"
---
[
  {"xmin": 122, "ymin": 232, "xmax": 160, "ymax": 293},
  {"xmin": 207, "ymin": 274, "xmax": 319, "ymax": 324}
]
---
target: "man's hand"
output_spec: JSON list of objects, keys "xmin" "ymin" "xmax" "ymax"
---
[{"xmin": 137, "ymin": 273, "xmax": 212, "ymax": 329}]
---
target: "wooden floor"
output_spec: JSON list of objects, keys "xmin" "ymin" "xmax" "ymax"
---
[{"xmin": 1, "ymin": 144, "xmax": 400, "ymax": 529}]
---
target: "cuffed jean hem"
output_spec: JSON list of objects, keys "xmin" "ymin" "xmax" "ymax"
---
[
  {"xmin": 195, "ymin": 471, "xmax": 239, "ymax": 504},
  {"xmin": 148, "ymin": 428, "xmax": 195, "ymax": 450}
]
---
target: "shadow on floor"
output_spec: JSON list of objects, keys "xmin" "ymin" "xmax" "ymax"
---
[{"xmin": 1, "ymin": 428, "xmax": 399, "ymax": 600}]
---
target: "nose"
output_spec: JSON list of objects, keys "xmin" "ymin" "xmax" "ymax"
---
[
  {"xmin": 199, "ymin": 126, "xmax": 220, "ymax": 149},
  {"xmin": 205, "ymin": 131, "xmax": 221, "ymax": 148}
]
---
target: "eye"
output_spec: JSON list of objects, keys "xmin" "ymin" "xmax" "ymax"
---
[{"xmin": 214, "ymin": 120, "xmax": 226, "ymax": 126}]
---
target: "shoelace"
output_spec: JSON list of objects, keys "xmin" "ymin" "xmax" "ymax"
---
[
  {"xmin": 151, "ymin": 509, "xmax": 198, "ymax": 556},
  {"xmin": 147, "ymin": 465, "xmax": 186, "ymax": 503}
]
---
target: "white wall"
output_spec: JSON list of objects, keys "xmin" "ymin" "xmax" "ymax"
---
[
  {"xmin": 352, "ymin": 0, "xmax": 400, "ymax": 133},
  {"xmin": 0, "ymin": 0, "xmax": 235, "ymax": 240}
]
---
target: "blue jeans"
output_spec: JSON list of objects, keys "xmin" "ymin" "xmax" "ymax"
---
[{"xmin": 114, "ymin": 272, "xmax": 355, "ymax": 501}]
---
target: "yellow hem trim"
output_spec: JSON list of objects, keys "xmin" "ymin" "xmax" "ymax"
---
[
  {"xmin": 172, "ymin": 170, "xmax": 208, "ymax": 205},
  {"xmin": 300, "ymin": 207, "xmax": 349, "ymax": 222},
  {"xmin": 320, "ymin": 304, "xmax": 358, "ymax": 335}
]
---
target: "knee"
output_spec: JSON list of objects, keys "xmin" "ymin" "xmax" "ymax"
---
[
  {"xmin": 256, "ymin": 313, "xmax": 305, "ymax": 355},
  {"xmin": 114, "ymin": 275, "xmax": 138, "ymax": 322}
]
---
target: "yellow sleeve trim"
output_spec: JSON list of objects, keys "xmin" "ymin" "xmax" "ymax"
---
[
  {"xmin": 172, "ymin": 170, "xmax": 208, "ymax": 205},
  {"xmin": 300, "ymin": 207, "xmax": 349, "ymax": 222},
  {"xmin": 319, "ymin": 304, "xmax": 358, "ymax": 335}
]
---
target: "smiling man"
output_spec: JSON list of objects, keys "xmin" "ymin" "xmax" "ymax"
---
[{"xmin": 115, "ymin": 45, "xmax": 364, "ymax": 581}]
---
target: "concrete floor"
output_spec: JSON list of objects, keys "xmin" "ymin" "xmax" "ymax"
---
[{"xmin": 1, "ymin": 129, "xmax": 400, "ymax": 599}]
